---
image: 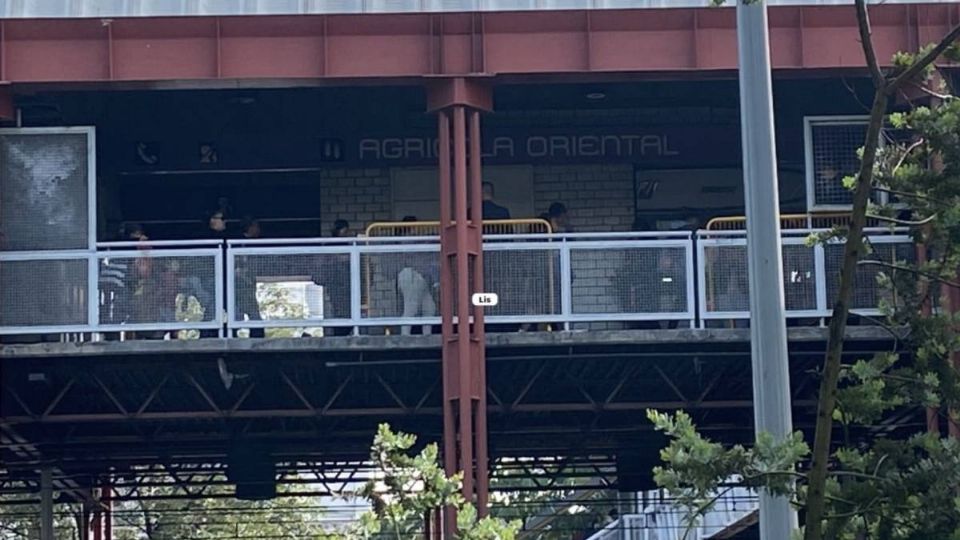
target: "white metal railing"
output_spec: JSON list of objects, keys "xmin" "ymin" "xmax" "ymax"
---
[
  {"xmin": 586, "ymin": 488, "xmax": 759, "ymax": 540},
  {"xmin": 0, "ymin": 230, "xmax": 914, "ymax": 337},
  {"xmin": 696, "ymin": 228, "xmax": 914, "ymax": 325},
  {"xmin": 224, "ymin": 232, "xmax": 696, "ymax": 335},
  {"xmin": 96, "ymin": 240, "xmax": 223, "ymax": 334},
  {"xmin": 0, "ymin": 240, "xmax": 222, "ymax": 336}
]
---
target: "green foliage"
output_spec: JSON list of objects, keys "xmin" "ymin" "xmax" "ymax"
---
[
  {"xmin": 647, "ymin": 410, "xmax": 807, "ymax": 515},
  {"xmin": 344, "ymin": 424, "xmax": 521, "ymax": 540},
  {"xmin": 648, "ymin": 77, "xmax": 960, "ymax": 539},
  {"xmin": 0, "ymin": 426, "xmax": 523, "ymax": 540},
  {"xmin": 256, "ymin": 283, "xmax": 310, "ymax": 338},
  {"xmin": 488, "ymin": 461, "xmax": 615, "ymax": 539}
]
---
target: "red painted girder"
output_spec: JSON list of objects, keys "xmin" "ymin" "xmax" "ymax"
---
[{"xmin": 0, "ymin": 3, "xmax": 956, "ymax": 84}]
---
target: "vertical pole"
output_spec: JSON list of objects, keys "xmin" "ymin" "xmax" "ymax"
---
[
  {"xmin": 469, "ymin": 110, "xmax": 490, "ymax": 516},
  {"xmin": 452, "ymin": 106, "xmax": 475, "ymax": 501},
  {"xmin": 80, "ymin": 503, "xmax": 90, "ymax": 540},
  {"xmin": 40, "ymin": 467, "xmax": 54, "ymax": 540},
  {"xmin": 438, "ymin": 110, "xmax": 458, "ymax": 539},
  {"xmin": 92, "ymin": 508, "xmax": 102, "ymax": 540},
  {"xmin": 103, "ymin": 479, "xmax": 113, "ymax": 540},
  {"xmin": 735, "ymin": 1, "xmax": 798, "ymax": 538},
  {"xmin": 432, "ymin": 78, "xmax": 492, "ymax": 538}
]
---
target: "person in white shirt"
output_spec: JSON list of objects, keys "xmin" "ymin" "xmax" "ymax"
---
[{"xmin": 396, "ymin": 216, "xmax": 438, "ymax": 335}]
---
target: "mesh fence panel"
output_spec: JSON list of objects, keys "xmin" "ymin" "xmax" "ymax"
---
[
  {"xmin": 810, "ymin": 121, "xmax": 866, "ymax": 207},
  {"xmin": 825, "ymin": 241, "xmax": 915, "ymax": 311},
  {"xmin": 233, "ymin": 252, "xmax": 351, "ymax": 322},
  {"xmin": 98, "ymin": 254, "xmax": 217, "ymax": 325},
  {"xmin": 573, "ymin": 246, "xmax": 687, "ymax": 315},
  {"xmin": 483, "ymin": 248, "xmax": 560, "ymax": 317},
  {"xmin": 0, "ymin": 133, "xmax": 90, "ymax": 251},
  {"xmin": 782, "ymin": 244, "xmax": 817, "ymax": 311},
  {"xmin": 702, "ymin": 244, "xmax": 749, "ymax": 313},
  {"xmin": 362, "ymin": 250, "xmax": 440, "ymax": 319},
  {"xmin": 0, "ymin": 258, "xmax": 88, "ymax": 327}
]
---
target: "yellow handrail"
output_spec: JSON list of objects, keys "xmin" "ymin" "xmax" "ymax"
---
[
  {"xmin": 705, "ymin": 212, "xmax": 885, "ymax": 231},
  {"xmin": 365, "ymin": 218, "xmax": 552, "ymax": 236},
  {"xmin": 363, "ymin": 218, "xmax": 556, "ymax": 330}
]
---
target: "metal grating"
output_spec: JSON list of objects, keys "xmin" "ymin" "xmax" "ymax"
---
[
  {"xmin": 572, "ymin": 246, "xmax": 687, "ymax": 315},
  {"xmin": 483, "ymin": 249, "xmax": 560, "ymax": 318},
  {"xmin": 0, "ymin": 133, "xmax": 90, "ymax": 251},
  {"xmin": 234, "ymin": 253, "xmax": 351, "ymax": 322},
  {"xmin": 825, "ymin": 241, "xmax": 915, "ymax": 311},
  {"xmin": 782, "ymin": 244, "xmax": 817, "ymax": 311},
  {"xmin": 702, "ymin": 244, "xmax": 750, "ymax": 313},
  {"xmin": 810, "ymin": 121, "xmax": 867, "ymax": 207},
  {"xmin": 99, "ymin": 254, "xmax": 217, "ymax": 325},
  {"xmin": 362, "ymin": 250, "xmax": 440, "ymax": 320},
  {"xmin": 0, "ymin": 258, "xmax": 88, "ymax": 327}
]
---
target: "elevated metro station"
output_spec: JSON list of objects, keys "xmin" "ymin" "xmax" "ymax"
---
[{"xmin": 0, "ymin": 1, "xmax": 956, "ymax": 538}]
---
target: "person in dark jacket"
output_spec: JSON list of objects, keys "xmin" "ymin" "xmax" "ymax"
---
[
  {"xmin": 481, "ymin": 181, "xmax": 511, "ymax": 219},
  {"xmin": 235, "ymin": 217, "xmax": 265, "ymax": 338},
  {"xmin": 327, "ymin": 219, "xmax": 353, "ymax": 336}
]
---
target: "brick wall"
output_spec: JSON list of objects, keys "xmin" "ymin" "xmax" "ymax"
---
[
  {"xmin": 532, "ymin": 164, "xmax": 635, "ymax": 232},
  {"xmin": 318, "ymin": 168, "xmax": 393, "ymax": 236},
  {"xmin": 318, "ymin": 164, "xmax": 633, "ymax": 235},
  {"xmin": 317, "ymin": 164, "xmax": 639, "ymax": 330}
]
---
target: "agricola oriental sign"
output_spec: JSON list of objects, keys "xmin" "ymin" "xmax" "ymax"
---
[
  {"xmin": 354, "ymin": 126, "xmax": 737, "ymax": 167},
  {"xmin": 117, "ymin": 126, "xmax": 739, "ymax": 172},
  {"xmin": 360, "ymin": 133, "xmax": 678, "ymax": 162}
]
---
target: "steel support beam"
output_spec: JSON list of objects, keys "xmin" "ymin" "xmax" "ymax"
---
[
  {"xmin": 735, "ymin": 1, "xmax": 798, "ymax": 537},
  {"xmin": 0, "ymin": 5, "xmax": 954, "ymax": 85},
  {"xmin": 430, "ymin": 77, "xmax": 492, "ymax": 536}
]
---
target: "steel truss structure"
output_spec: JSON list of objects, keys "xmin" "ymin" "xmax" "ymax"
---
[{"xmin": 2, "ymin": 329, "xmax": 909, "ymax": 500}]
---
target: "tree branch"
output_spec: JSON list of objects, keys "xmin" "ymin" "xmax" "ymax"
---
[
  {"xmin": 888, "ymin": 138, "xmax": 926, "ymax": 176},
  {"xmin": 805, "ymin": 88, "xmax": 889, "ymax": 540},
  {"xmin": 871, "ymin": 187, "xmax": 943, "ymax": 205},
  {"xmin": 864, "ymin": 213, "xmax": 937, "ymax": 227},
  {"xmin": 905, "ymin": 83, "xmax": 955, "ymax": 101},
  {"xmin": 886, "ymin": 23, "xmax": 960, "ymax": 93},
  {"xmin": 858, "ymin": 259, "xmax": 960, "ymax": 289},
  {"xmin": 855, "ymin": 0, "xmax": 885, "ymax": 87}
]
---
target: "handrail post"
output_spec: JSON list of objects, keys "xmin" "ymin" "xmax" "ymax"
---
[
  {"xmin": 559, "ymin": 239, "xmax": 572, "ymax": 332},
  {"xmin": 350, "ymin": 242, "xmax": 362, "ymax": 336}
]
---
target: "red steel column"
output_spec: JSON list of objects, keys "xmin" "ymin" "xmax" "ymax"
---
[
  {"xmin": 427, "ymin": 77, "xmax": 492, "ymax": 537},
  {"xmin": 102, "ymin": 479, "xmax": 113, "ymax": 540},
  {"xmin": 90, "ymin": 506, "xmax": 102, "ymax": 540}
]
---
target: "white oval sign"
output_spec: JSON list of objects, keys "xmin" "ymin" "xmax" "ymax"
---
[{"xmin": 471, "ymin": 293, "xmax": 499, "ymax": 307}]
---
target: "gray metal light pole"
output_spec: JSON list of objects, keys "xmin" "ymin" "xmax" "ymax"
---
[{"xmin": 735, "ymin": 1, "xmax": 798, "ymax": 538}]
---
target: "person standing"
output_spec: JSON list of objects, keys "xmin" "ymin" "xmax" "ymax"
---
[
  {"xmin": 235, "ymin": 217, "xmax": 265, "ymax": 338},
  {"xmin": 481, "ymin": 181, "xmax": 511, "ymax": 219},
  {"xmin": 544, "ymin": 202, "xmax": 571, "ymax": 233},
  {"xmin": 327, "ymin": 219, "xmax": 353, "ymax": 337},
  {"xmin": 200, "ymin": 206, "xmax": 230, "ymax": 338},
  {"xmin": 396, "ymin": 216, "xmax": 438, "ymax": 335}
]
